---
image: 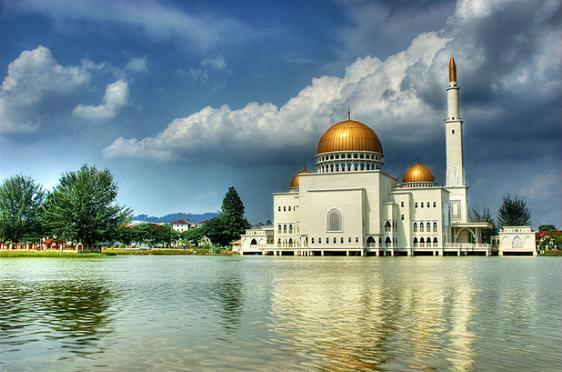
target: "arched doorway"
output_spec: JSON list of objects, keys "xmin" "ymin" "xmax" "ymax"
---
[
  {"xmin": 250, "ymin": 239, "xmax": 257, "ymax": 246},
  {"xmin": 366, "ymin": 236, "xmax": 375, "ymax": 247}
]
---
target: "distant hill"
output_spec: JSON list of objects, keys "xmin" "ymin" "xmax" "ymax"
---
[{"xmin": 133, "ymin": 212, "xmax": 218, "ymax": 224}]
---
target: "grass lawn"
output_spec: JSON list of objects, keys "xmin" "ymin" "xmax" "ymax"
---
[
  {"xmin": 0, "ymin": 250, "xmax": 104, "ymax": 258},
  {"xmin": 0, "ymin": 247, "xmax": 235, "ymax": 258}
]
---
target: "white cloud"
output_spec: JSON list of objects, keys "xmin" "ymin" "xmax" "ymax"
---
[
  {"xmin": 104, "ymin": 31, "xmax": 449, "ymax": 162},
  {"xmin": 10, "ymin": 0, "xmax": 253, "ymax": 52},
  {"xmin": 0, "ymin": 45, "xmax": 96, "ymax": 134},
  {"xmin": 104, "ymin": 0, "xmax": 561, "ymax": 166},
  {"xmin": 201, "ymin": 54, "xmax": 227, "ymax": 71},
  {"xmin": 125, "ymin": 56, "xmax": 148, "ymax": 73},
  {"xmin": 73, "ymin": 80, "xmax": 129, "ymax": 121}
]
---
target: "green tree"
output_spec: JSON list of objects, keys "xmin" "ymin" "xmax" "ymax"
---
[
  {"xmin": 205, "ymin": 187, "xmax": 250, "ymax": 246},
  {"xmin": 0, "ymin": 175, "xmax": 45, "ymax": 243},
  {"xmin": 182, "ymin": 227, "xmax": 205, "ymax": 246},
  {"xmin": 497, "ymin": 194, "xmax": 531, "ymax": 228},
  {"xmin": 470, "ymin": 208, "xmax": 498, "ymax": 243},
  {"xmin": 539, "ymin": 224, "xmax": 556, "ymax": 231},
  {"xmin": 42, "ymin": 165, "xmax": 131, "ymax": 251}
]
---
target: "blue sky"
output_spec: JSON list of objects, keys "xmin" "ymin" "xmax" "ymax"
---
[{"xmin": 1, "ymin": 0, "xmax": 560, "ymax": 226}]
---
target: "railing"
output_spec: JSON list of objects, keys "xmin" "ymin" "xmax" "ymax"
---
[{"xmin": 443, "ymin": 243, "xmax": 491, "ymax": 249}]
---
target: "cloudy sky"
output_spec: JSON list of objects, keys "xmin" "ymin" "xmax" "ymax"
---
[{"xmin": 1, "ymin": 0, "xmax": 560, "ymax": 226}]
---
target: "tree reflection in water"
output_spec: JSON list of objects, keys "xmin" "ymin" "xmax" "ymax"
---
[
  {"xmin": 212, "ymin": 276, "xmax": 244, "ymax": 333},
  {"xmin": 0, "ymin": 280, "xmax": 115, "ymax": 360}
]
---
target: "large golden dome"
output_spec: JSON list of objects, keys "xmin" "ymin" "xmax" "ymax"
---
[
  {"xmin": 402, "ymin": 162, "xmax": 435, "ymax": 183},
  {"xmin": 289, "ymin": 167, "xmax": 310, "ymax": 189},
  {"xmin": 316, "ymin": 120, "xmax": 383, "ymax": 155}
]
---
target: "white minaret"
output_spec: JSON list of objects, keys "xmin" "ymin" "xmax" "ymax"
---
[{"xmin": 444, "ymin": 56, "xmax": 468, "ymax": 222}]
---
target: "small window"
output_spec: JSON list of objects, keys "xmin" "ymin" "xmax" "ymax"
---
[
  {"xmin": 340, "ymin": 237, "xmax": 344, "ymax": 244},
  {"xmin": 401, "ymin": 201, "xmax": 404, "ymax": 207},
  {"xmin": 278, "ymin": 206, "xmax": 281, "ymax": 212},
  {"xmin": 433, "ymin": 202, "xmax": 437, "ymax": 208},
  {"xmin": 355, "ymin": 237, "xmax": 359, "ymax": 243},
  {"xmin": 452, "ymin": 130, "xmax": 455, "ymax": 134},
  {"xmin": 433, "ymin": 222, "xmax": 438, "ymax": 232},
  {"xmin": 348, "ymin": 237, "xmax": 351, "ymax": 243},
  {"xmin": 278, "ymin": 225, "xmax": 282, "ymax": 233},
  {"xmin": 288, "ymin": 206, "xmax": 291, "ymax": 211},
  {"xmin": 311, "ymin": 237, "xmax": 314, "ymax": 244},
  {"xmin": 415, "ymin": 202, "xmax": 418, "ymax": 208},
  {"xmin": 333, "ymin": 237, "xmax": 336, "ymax": 244},
  {"xmin": 413, "ymin": 222, "xmax": 418, "ymax": 232},
  {"xmin": 401, "ymin": 214, "xmax": 404, "ymax": 220},
  {"xmin": 283, "ymin": 206, "xmax": 286, "ymax": 212},
  {"xmin": 319, "ymin": 238, "xmax": 322, "ymax": 244},
  {"xmin": 420, "ymin": 223, "xmax": 424, "ymax": 232}
]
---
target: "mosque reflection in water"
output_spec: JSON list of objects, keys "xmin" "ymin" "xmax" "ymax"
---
[{"xmin": 266, "ymin": 263, "xmax": 477, "ymax": 370}]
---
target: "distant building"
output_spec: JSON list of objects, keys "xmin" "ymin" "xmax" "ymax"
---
[
  {"xmin": 499, "ymin": 226, "xmax": 537, "ymax": 256},
  {"xmin": 170, "ymin": 220, "xmax": 196, "ymax": 232}
]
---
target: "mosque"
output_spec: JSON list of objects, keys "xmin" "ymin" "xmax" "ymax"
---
[{"xmin": 240, "ymin": 57, "xmax": 495, "ymax": 256}]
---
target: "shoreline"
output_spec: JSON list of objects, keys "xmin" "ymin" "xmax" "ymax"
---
[{"xmin": 0, "ymin": 248, "xmax": 235, "ymax": 258}]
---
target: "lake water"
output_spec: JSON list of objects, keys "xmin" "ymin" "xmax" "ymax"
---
[{"xmin": 1, "ymin": 256, "xmax": 561, "ymax": 371}]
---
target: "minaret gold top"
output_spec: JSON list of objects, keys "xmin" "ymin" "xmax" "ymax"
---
[{"xmin": 449, "ymin": 56, "xmax": 457, "ymax": 83}]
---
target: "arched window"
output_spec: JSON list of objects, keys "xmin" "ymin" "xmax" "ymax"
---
[
  {"xmin": 426, "ymin": 222, "xmax": 431, "ymax": 231},
  {"xmin": 277, "ymin": 238, "xmax": 281, "ymax": 246},
  {"xmin": 433, "ymin": 202, "xmax": 437, "ymax": 208},
  {"xmin": 433, "ymin": 222, "xmax": 438, "ymax": 232},
  {"xmin": 333, "ymin": 237, "xmax": 336, "ymax": 244},
  {"xmin": 340, "ymin": 237, "xmax": 344, "ymax": 244},
  {"xmin": 413, "ymin": 237, "xmax": 418, "ymax": 247},
  {"xmin": 278, "ymin": 225, "xmax": 282, "ymax": 234},
  {"xmin": 311, "ymin": 237, "xmax": 315, "ymax": 244},
  {"xmin": 415, "ymin": 202, "xmax": 418, "ymax": 208},
  {"xmin": 288, "ymin": 225, "xmax": 293, "ymax": 234},
  {"xmin": 420, "ymin": 237, "xmax": 425, "ymax": 246},
  {"xmin": 278, "ymin": 206, "xmax": 281, "ymax": 212},
  {"xmin": 283, "ymin": 225, "xmax": 287, "ymax": 234},
  {"xmin": 283, "ymin": 206, "xmax": 286, "ymax": 212},
  {"xmin": 327, "ymin": 208, "xmax": 343, "ymax": 231},
  {"xmin": 384, "ymin": 221, "xmax": 391, "ymax": 232},
  {"xmin": 512, "ymin": 236, "xmax": 523, "ymax": 248},
  {"xmin": 385, "ymin": 237, "xmax": 391, "ymax": 247},
  {"xmin": 366, "ymin": 236, "xmax": 375, "ymax": 246},
  {"xmin": 288, "ymin": 238, "xmax": 293, "ymax": 247},
  {"xmin": 420, "ymin": 223, "xmax": 424, "ymax": 232},
  {"xmin": 250, "ymin": 239, "xmax": 257, "ymax": 246},
  {"xmin": 413, "ymin": 222, "xmax": 418, "ymax": 232},
  {"xmin": 288, "ymin": 206, "xmax": 291, "ymax": 211},
  {"xmin": 433, "ymin": 237, "xmax": 438, "ymax": 247}
]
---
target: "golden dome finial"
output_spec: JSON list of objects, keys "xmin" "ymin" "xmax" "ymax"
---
[
  {"xmin": 347, "ymin": 106, "xmax": 351, "ymax": 120},
  {"xmin": 449, "ymin": 55, "xmax": 457, "ymax": 83}
]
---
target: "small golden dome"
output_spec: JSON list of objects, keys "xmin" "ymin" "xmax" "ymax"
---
[
  {"xmin": 316, "ymin": 120, "xmax": 383, "ymax": 155},
  {"xmin": 402, "ymin": 162, "xmax": 435, "ymax": 183},
  {"xmin": 289, "ymin": 167, "xmax": 310, "ymax": 189}
]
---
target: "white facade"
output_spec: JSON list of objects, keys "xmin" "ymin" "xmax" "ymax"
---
[
  {"xmin": 499, "ymin": 226, "xmax": 537, "ymax": 256},
  {"xmin": 170, "ymin": 220, "xmax": 195, "ymax": 232},
  {"xmin": 241, "ymin": 57, "xmax": 495, "ymax": 256}
]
